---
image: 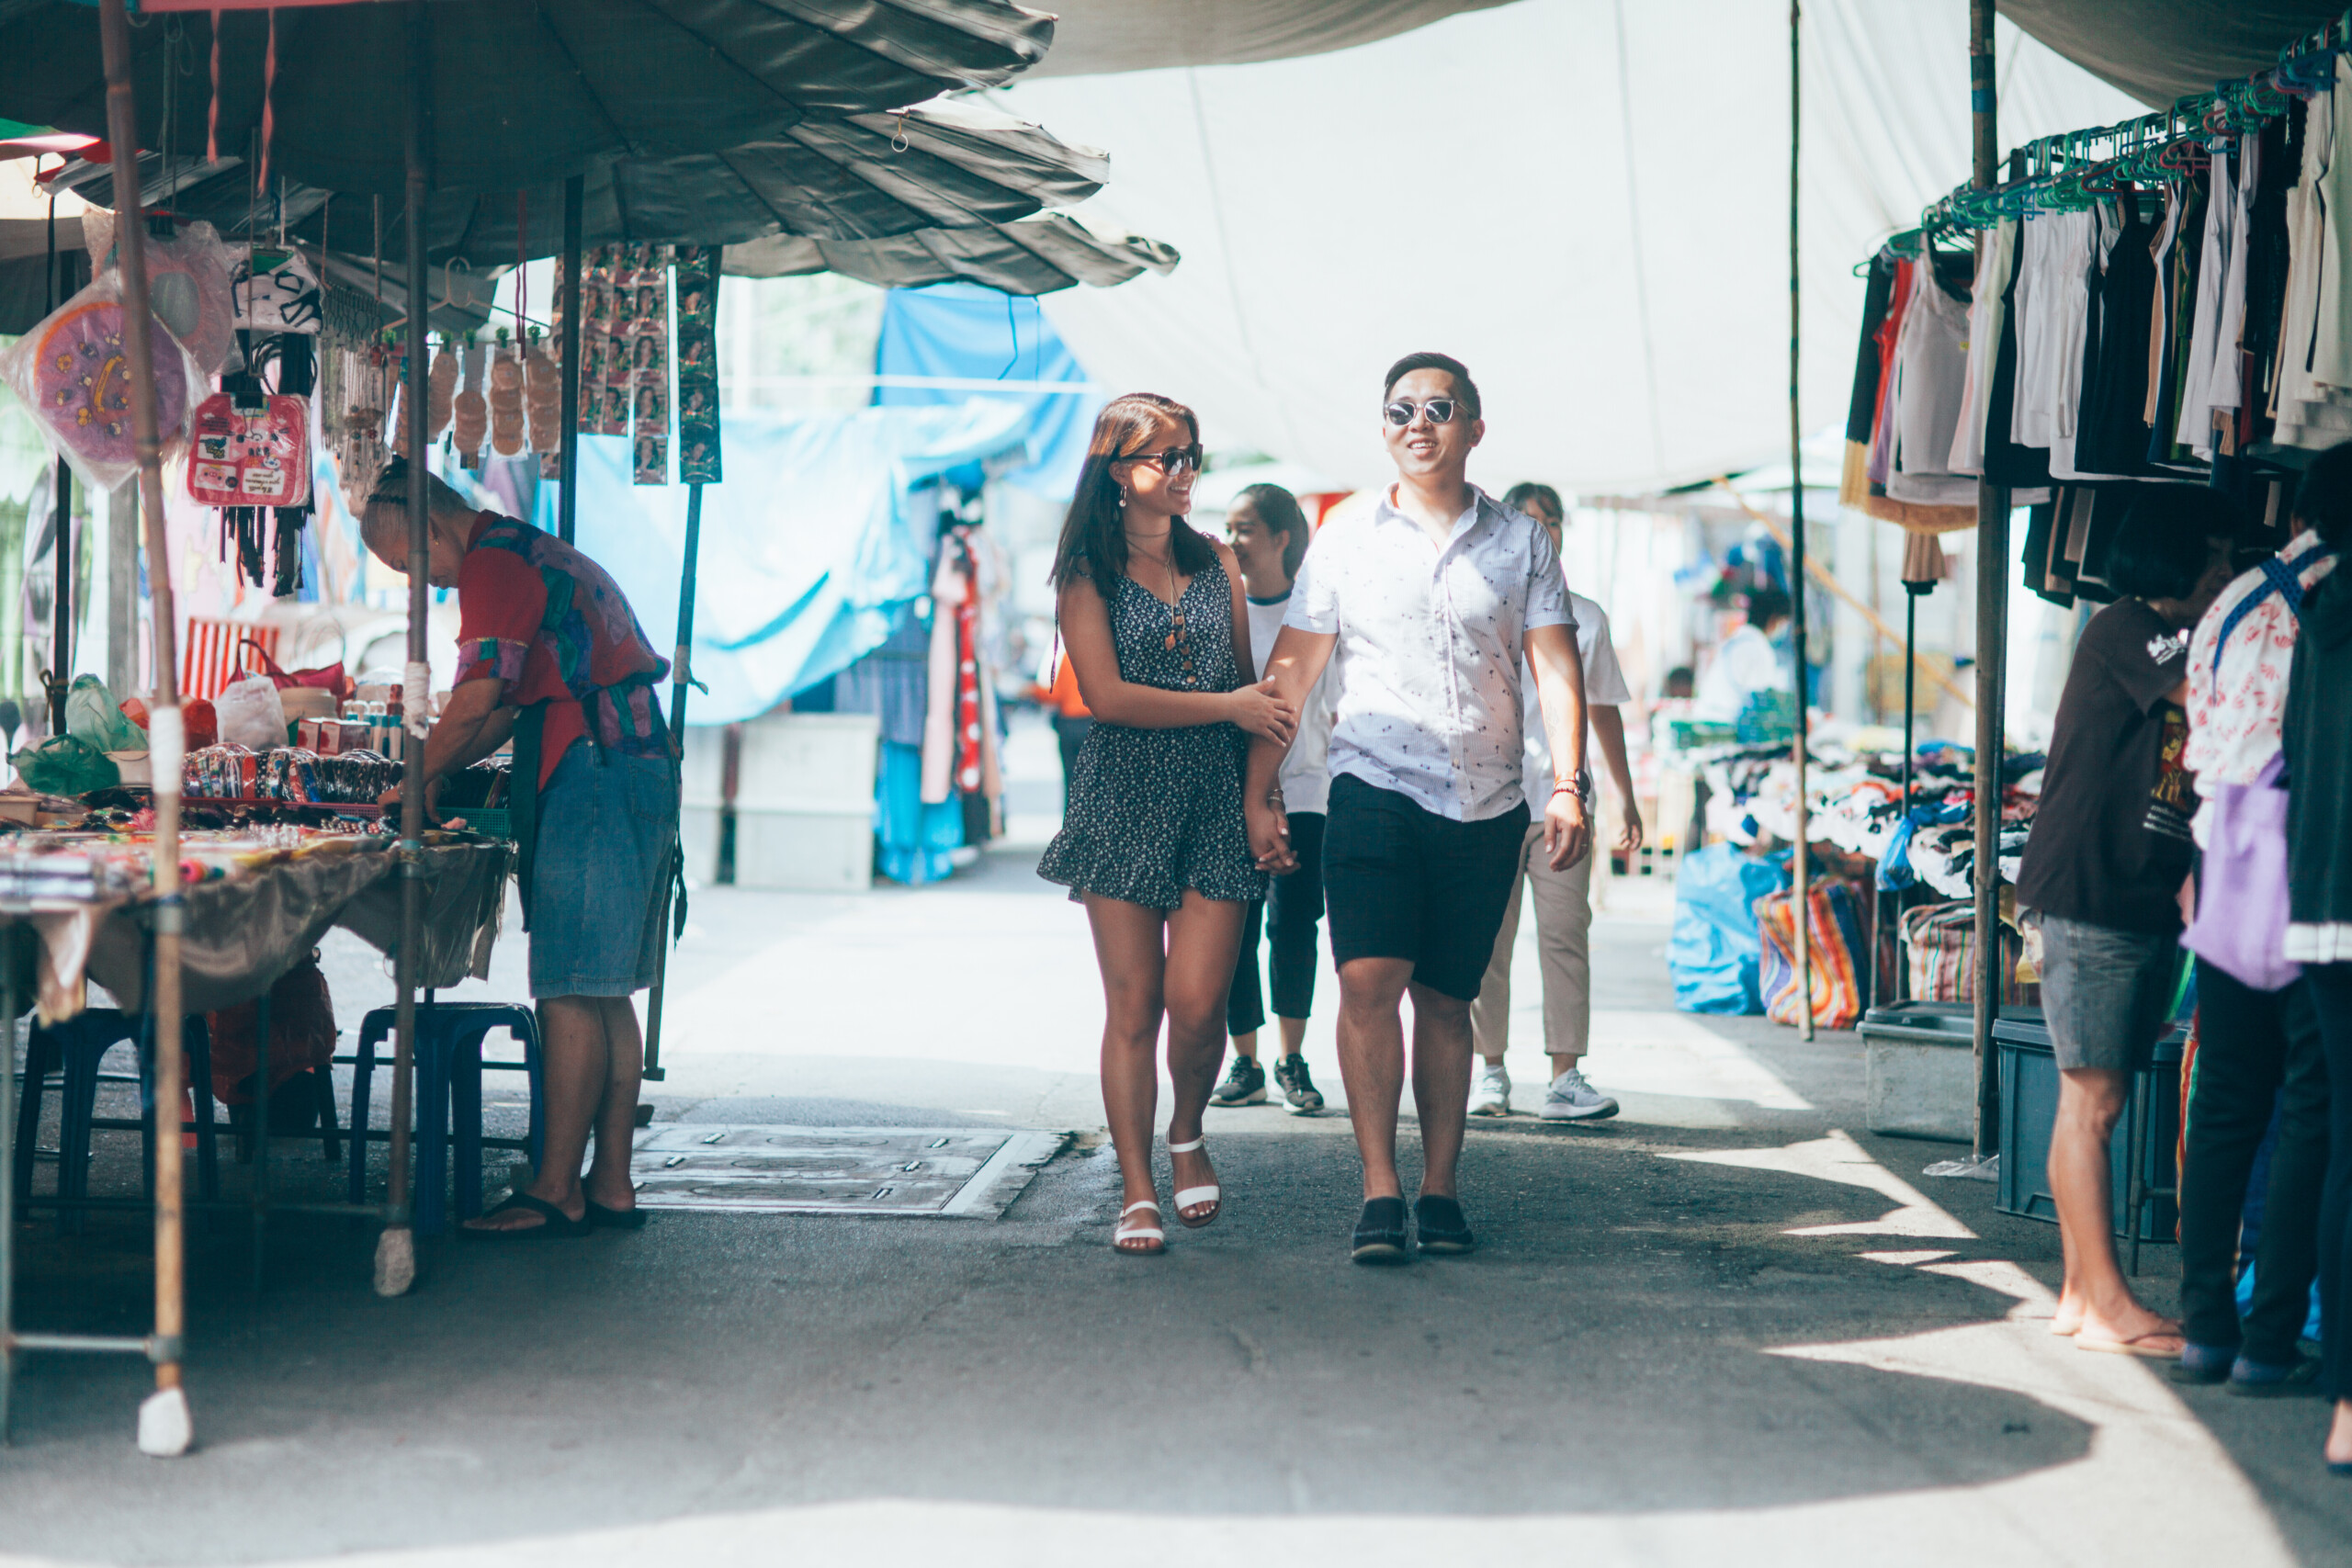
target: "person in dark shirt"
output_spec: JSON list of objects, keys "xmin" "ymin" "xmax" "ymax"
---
[{"xmin": 2016, "ymin": 485, "xmax": 2233, "ymax": 1359}]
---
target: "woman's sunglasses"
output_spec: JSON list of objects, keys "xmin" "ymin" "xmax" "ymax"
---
[
  {"xmin": 1115, "ymin": 444, "xmax": 1204, "ymax": 474},
  {"xmin": 1384, "ymin": 397, "xmax": 1462, "ymax": 427}
]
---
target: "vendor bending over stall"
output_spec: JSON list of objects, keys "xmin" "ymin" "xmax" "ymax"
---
[{"xmin": 359, "ymin": 458, "xmax": 678, "ymax": 1237}]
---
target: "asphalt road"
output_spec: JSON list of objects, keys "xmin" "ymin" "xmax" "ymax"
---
[{"xmin": 0, "ymin": 829, "xmax": 2343, "ymax": 1567}]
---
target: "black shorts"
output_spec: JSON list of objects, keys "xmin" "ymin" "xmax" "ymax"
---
[{"xmin": 1322, "ymin": 773, "xmax": 1530, "ymax": 1001}]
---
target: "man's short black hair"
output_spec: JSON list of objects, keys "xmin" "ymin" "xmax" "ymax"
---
[
  {"xmin": 2102, "ymin": 484, "xmax": 2236, "ymax": 600},
  {"xmin": 1747, "ymin": 585, "xmax": 1792, "ymax": 628},
  {"xmin": 1383, "ymin": 352, "xmax": 1481, "ymax": 420},
  {"xmin": 1503, "ymin": 482, "xmax": 1562, "ymax": 522},
  {"xmin": 2295, "ymin": 440, "xmax": 2352, "ymax": 547}
]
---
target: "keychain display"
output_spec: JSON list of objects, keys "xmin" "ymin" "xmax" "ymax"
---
[{"xmin": 673, "ymin": 244, "xmax": 722, "ymax": 485}]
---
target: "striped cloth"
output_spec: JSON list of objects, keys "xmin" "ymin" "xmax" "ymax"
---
[{"xmin": 181, "ymin": 618, "xmax": 279, "ymax": 701}]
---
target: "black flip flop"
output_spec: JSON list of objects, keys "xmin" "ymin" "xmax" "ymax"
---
[
  {"xmin": 586, "ymin": 1200, "xmax": 648, "ymax": 1231},
  {"xmin": 465, "ymin": 1192, "xmax": 591, "ymax": 1238}
]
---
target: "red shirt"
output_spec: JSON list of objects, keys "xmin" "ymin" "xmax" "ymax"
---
[{"xmin": 452, "ymin": 512, "xmax": 670, "ymax": 791}]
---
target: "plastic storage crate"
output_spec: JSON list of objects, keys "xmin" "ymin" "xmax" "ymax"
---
[{"xmin": 1994, "ymin": 1013, "xmax": 2181, "ymax": 1246}]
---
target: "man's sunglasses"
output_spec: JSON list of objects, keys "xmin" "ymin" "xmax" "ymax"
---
[
  {"xmin": 1384, "ymin": 397, "xmax": 1463, "ymax": 427},
  {"xmin": 1115, "ymin": 443, "xmax": 1204, "ymax": 474}
]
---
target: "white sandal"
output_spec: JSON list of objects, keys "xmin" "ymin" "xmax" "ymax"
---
[
  {"xmin": 1169, "ymin": 1137, "xmax": 1221, "ymax": 1228},
  {"xmin": 1114, "ymin": 1199, "xmax": 1165, "ymax": 1255}
]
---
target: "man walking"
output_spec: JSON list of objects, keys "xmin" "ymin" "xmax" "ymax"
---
[
  {"xmin": 1246, "ymin": 353, "xmax": 1590, "ymax": 1263},
  {"xmin": 1468, "ymin": 481, "xmax": 1643, "ymax": 1122}
]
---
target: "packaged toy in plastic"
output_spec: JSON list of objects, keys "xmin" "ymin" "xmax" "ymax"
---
[{"xmin": 0, "ymin": 270, "xmax": 198, "ymax": 490}]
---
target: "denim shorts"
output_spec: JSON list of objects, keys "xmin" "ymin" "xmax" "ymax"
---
[
  {"xmin": 2034, "ymin": 911, "xmax": 2180, "ymax": 1073},
  {"xmin": 527, "ymin": 741, "xmax": 679, "ymax": 999}
]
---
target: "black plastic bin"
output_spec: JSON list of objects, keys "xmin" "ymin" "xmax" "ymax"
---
[{"xmin": 1994, "ymin": 1013, "xmax": 2181, "ymax": 1247}]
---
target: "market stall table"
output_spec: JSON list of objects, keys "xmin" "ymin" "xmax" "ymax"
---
[{"xmin": 0, "ymin": 825, "xmax": 511, "ymax": 1440}]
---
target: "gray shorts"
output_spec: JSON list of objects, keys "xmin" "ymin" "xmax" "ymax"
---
[
  {"xmin": 527, "ymin": 742, "xmax": 679, "ymax": 999},
  {"xmin": 2033, "ymin": 911, "xmax": 2179, "ymax": 1073}
]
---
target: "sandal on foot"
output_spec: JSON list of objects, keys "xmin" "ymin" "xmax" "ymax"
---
[
  {"xmin": 586, "ymin": 1200, "xmax": 648, "ymax": 1231},
  {"xmin": 1114, "ymin": 1200, "xmax": 1165, "ymax": 1255},
  {"xmin": 1169, "ymin": 1137, "xmax": 1221, "ymax": 1228},
  {"xmin": 464, "ymin": 1192, "xmax": 590, "ymax": 1238},
  {"xmin": 2076, "ymin": 1328, "xmax": 2184, "ymax": 1359}
]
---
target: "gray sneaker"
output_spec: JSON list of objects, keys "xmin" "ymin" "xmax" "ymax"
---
[
  {"xmin": 1468, "ymin": 1061, "xmax": 1511, "ymax": 1117},
  {"xmin": 1210, "ymin": 1055, "xmax": 1267, "ymax": 1106},
  {"xmin": 1272, "ymin": 1053, "xmax": 1325, "ymax": 1114},
  {"xmin": 1537, "ymin": 1068, "xmax": 1619, "ymax": 1121}
]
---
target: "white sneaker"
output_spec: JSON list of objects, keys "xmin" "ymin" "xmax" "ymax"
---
[
  {"xmin": 1537, "ymin": 1068, "xmax": 1620, "ymax": 1121},
  {"xmin": 1468, "ymin": 1061, "xmax": 1512, "ymax": 1117}
]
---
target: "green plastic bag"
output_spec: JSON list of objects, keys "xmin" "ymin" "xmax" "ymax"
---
[
  {"xmin": 13, "ymin": 733, "xmax": 120, "ymax": 795},
  {"xmin": 65, "ymin": 674, "xmax": 146, "ymax": 754}
]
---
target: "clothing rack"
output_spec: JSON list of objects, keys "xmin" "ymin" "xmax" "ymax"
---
[{"xmin": 1909, "ymin": 14, "xmax": 2350, "ymax": 243}]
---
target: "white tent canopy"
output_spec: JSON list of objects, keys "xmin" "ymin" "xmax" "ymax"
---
[
  {"xmin": 1001, "ymin": 0, "xmax": 2142, "ymax": 494},
  {"xmin": 1024, "ymin": 0, "xmax": 1511, "ymax": 76}
]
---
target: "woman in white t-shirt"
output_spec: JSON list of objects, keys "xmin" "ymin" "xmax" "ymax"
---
[{"xmin": 1209, "ymin": 484, "xmax": 1334, "ymax": 1115}]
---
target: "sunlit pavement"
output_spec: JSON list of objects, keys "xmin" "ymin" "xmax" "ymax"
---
[{"xmin": 0, "ymin": 722, "xmax": 2338, "ymax": 1566}]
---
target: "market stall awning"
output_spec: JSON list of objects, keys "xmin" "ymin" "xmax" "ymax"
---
[
  {"xmin": 49, "ymin": 98, "xmax": 1114, "ymax": 267},
  {"xmin": 0, "ymin": 0, "xmax": 1056, "ymax": 195},
  {"xmin": 1022, "ymin": 0, "xmax": 1510, "ymax": 76},
  {"xmin": 1996, "ymin": 0, "xmax": 2343, "ymax": 107},
  {"xmin": 724, "ymin": 213, "xmax": 1177, "ymax": 295}
]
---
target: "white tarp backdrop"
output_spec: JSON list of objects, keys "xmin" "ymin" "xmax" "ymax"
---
[{"xmin": 1001, "ymin": 0, "xmax": 2143, "ymax": 495}]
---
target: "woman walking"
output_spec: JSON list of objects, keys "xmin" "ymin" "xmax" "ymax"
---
[{"xmin": 1038, "ymin": 394, "xmax": 1296, "ymax": 1254}]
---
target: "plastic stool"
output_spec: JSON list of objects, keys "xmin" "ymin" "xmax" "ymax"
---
[
  {"xmin": 12, "ymin": 1010, "xmax": 231, "ymax": 1233},
  {"xmin": 345, "ymin": 1000, "xmax": 541, "ymax": 1233}
]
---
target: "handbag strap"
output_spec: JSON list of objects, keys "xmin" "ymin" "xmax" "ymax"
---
[
  {"xmin": 2211, "ymin": 543, "xmax": 2334, "ymax": 672},
  {"xmin": 238, "ymin": 636, "xmax": 292, "ymax": 682}
]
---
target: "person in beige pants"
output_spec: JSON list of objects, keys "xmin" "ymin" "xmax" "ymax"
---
[{"xmin": 1469, "ymin": 484, "xmax": 1643, "ymax": 1120}]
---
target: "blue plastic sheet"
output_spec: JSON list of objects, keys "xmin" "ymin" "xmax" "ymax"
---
[
  {"xmin": 1668, "ymin": 842, "xmax": 1790, "ymax": 1015},
  {"xmin": 874, "ymin": 283, "xmax": 1101, "ymax": 497},
  {"xmin": 537, "ymin": 401, "xmax": 1032, "ymax": 726}
]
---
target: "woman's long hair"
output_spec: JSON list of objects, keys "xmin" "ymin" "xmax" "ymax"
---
[{"xmin": 1049, "ymin": 393, "xmax": 1216, "ymax": 591}]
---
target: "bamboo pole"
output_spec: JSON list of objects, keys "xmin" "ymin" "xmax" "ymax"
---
[
  {"xmin": 377, "ymin": 0, "xmax": 432, "ymax": 1298},
  {"xmin": 98, "ymin": 0, "xmax": 193, "ymax": 1457},
  {"xmin": 1787, "ymin": 0, "xmax": 1813, "ymax": 1041},
  {"xmin": 639, "ymin": 482, "xmax": 705, "ymax": 1085},
  {"xmin": 558, "ymin": 175, "xmax": 582, "ymax": 547}
]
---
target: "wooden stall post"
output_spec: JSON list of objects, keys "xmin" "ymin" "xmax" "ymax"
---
[
  {"xmin": 559, "ymin": 175, "xmax": 582, "ymax": 547},
  {"xmin": 378, "ymin": 0, "xmax": 432, "ymax": 1298},
  {"xmin": 639, "ymin": 481, "xmax": 705, "ymax": 1084},
  {"xmin": 1786, "ymin": 0, "xmax": 1813, "ymax": 1039},
  {"xmin": 98, "ymin": 0, "xmax": 193, "ymax": 1458},
  {"xmin": 1967, "ymin": 0, "xmax": 2007, "ymax": 1161}
]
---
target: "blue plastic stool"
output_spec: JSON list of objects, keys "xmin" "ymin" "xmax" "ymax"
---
[
  {"xmin": 345, "ymin": 999, "xmax": 542, "ymax": 1233},
  {"xmin": 12, "ymin": 1010, "xmax": 230, "ymax": 1233}
]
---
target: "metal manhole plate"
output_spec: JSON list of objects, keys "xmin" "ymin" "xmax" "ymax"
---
[{"xmin": 628, "ymin": 1125, "xmax": 1068, "ymax": 1217}]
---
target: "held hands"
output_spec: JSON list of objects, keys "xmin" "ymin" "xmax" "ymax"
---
[
  {"xmin": 1543, "ymin": 788, "xmax": 1590, "ymax": 872},
  {"xmin": 1227, "ymin": 678, "xmax": 1298, "ymax": 747},
  {"xmin": 1248, "ymin": 792, "xmax": 1296, "ymax": 874}
]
